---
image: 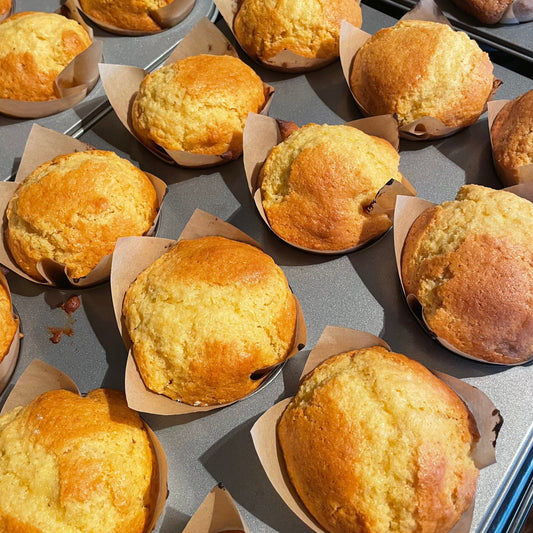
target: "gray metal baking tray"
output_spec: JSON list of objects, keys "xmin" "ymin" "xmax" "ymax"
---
[{"xmin": 1, "ymin": 3, "xmax": 533, "ymax": 533}]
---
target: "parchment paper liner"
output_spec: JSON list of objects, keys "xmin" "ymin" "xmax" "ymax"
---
[
  {"xmin": 393, "ymin": 183, "xmax": 533, "ymax": 365},
  {"xmin": 243, "ymin": 113, "xmax": 417, "ymax": 254},
  {"xmin": 339, "ymin": 0, "xmax": 502, "ymax": 141},
  {"xmin": 183, "ymin": 483, "xmax": 251, "ymax": 533},
  {"xmin": 487, "ymin": 99, "xmax": 533, "ymax": 186},
  {"xmin": 252, "ymin": 325, "xmax": 502, "ymax": 533},
  {"xmin": 214, "ymin": 0, "xmax": 345, "ymax": 72},
  {"xmin": 500, "ymin": 0, "xmax": 533, "ymax": 23},
  {"xmin": 67, "ymin": 0, "xmax": 195, "ymax": 35},
  {"xmin": 100, "ymin": 17, "xmax": 275, "ymax": 168},
  {"xmin": 0, "ymin": 8, "xmax": 102, "ymax": 119},
  {"xmin": 0, "ymin": 358, "xmax": 168, "ymax": 533},
  {"xmin": 0, "ymin": 269, "xmax": 20, "ymax": 395},
  {"xmin": 0, "ymin": 124, "xmax": 167, "ymax": 288},
  {"xmin": 110, "ymin": 209, "xmax": 307, "ymax": 415}
]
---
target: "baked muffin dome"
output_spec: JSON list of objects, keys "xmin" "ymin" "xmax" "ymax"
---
[
  {"xmin": 6, "ymin": 150, "xmax": 159, "ymax": 281},
  {"xmin": 0, "ymin": 388, "xmax": 157, "ymax": 533},
  {"xmin": 234, "ymin": 0, "xmax": 362, "ymax": 62},
  {"xmin": 350, "ymin": 20, "xmax": 494, "ymax": 128},
  {"xmin": 260, "ymin": 123, "xmax": 404, "ymax": 250},
  {"xmin": 122, "ymin": 236, "xmax": 297, "ymax": 405},
  {"xmin": 132, "ymin": 54, "xmax": 266, "ymax": 158},
  {"xmin": 0, "ymin": 282, "xmax": 16, "ymax": 363},
  {"xmin": 401, "ymin": 184, "xmax": 533, "ymax": 364},
  {"xmin": 0, "ymin": 11, "xmax": 91, "ymax": 101},
  {"xmin": 277, "ymin": 346, "xmax": 480, "ymax": 533}
]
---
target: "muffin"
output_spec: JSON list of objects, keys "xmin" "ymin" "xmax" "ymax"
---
[
  {"xmin": 277, "ymin": 346, "xmax": 480, "ymax": 533},
  {"xmin": 260, "ymin": 123, "xmax": 404, "ymax": 250},
  {"xmin": 349, "ymin": 20, "xmax": 494, "ymax": 129},
  {"xmin": 401, "ymin": 184, "xmax": 533, "ymax": 364},
  {"xmin": 132, "ymin": 54, "xmax": 266, "ymax": 159},
  {"xmin": 122, "ymin": 235, "xmax": 297, "ymax": 405},
  {"xmin": 0, "ymin": 0, "xmax": 11, "ymax": 19},
  {"xmin": 233, "ymin": 0, "xmax": 362, "ymax": 64},
  {"xmin": 79, "ymin": 0, "xmax": 173, "ymax": 32},
  {"xmin": 450, "ymin": 0, "xmax": 514, "ymax": 23},
  {"xmin": 6, "ymin": 150, "xmax": 159, "ymax": 282},
  {"xmin": 491, "ymin": 89, "xmax": 533, "ymax": 185},
  {"xmin": 0, "ymin": 281, "xmax": 17, "ymax": 363},
  {"xmin": 0, "ymin": 11, "xmax": 92, "ymax": 101},
  {"xmin": 0, "ymin": 388, "xmax": 157, "ymax": 533}
]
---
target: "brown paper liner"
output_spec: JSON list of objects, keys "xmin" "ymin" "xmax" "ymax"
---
[
  {"xmin": 393, "ymin": 184, "xmax": 533, "ymax": 365},
  {"xmin": 243, "ymin": 113, "xmax": 416, "ymax": 254},
  {"xmin": 182, "ymin": 483, "xmax": 251, "ymax": 533},
  {"xmin": 0, "ymin": 10, "xmax": 102, "ymax": 119},
  {"xmin": 0, "ymin": 359, "xmax": 168, "ymax": 533},
  {"xmin": 68, "ymin": 0, "xmax": 195, "ymax": 35},
  {"xmin": 0, "ymin": 124, "xmax": 167, "ymax": 288},
  {"xmin": 251, "ymin": 326, "xmax": 502, "ymax": 533},
  {"xmin": 100, "ymin": 17, "xmax": 274, "ymax": 168},
  {"xmin": 500, "ymin": 0, "xmax": 533, "ymax": 22},
  {"xmin": 0, "ymin": 269, "xmax": 20, "ymax": 395},
  {"xmin": 110, "ymin": 209, "xmax": 307, "ymax": 415}
]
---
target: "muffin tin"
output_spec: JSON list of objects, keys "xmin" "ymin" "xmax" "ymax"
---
[{"xmin": 1, "ymin": 1, "xmax": 532, "ymax": 532}]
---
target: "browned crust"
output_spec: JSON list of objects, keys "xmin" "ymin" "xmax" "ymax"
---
[{"xmin": 450, "ymin": 0, "xmax": 514, "ymax": 23}]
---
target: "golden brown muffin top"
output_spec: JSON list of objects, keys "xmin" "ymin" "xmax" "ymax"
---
[
  {"xmin": 0, "ymin": 282, "xmax": 16, "ymax": 363},
  {"xmin": 0, "ymin": 0, "xmax": 11, "ymax": 17},
  {"xmin": 278, "ymin": 346, "xmax": 479, "ymax": 533},
  {"xmin": 234, "ymin": 0, "xmax": 362, "ymax": 61},
  {"xmin": 260, "ymin": 123, "xmax": 403, "ymax": 250},
  {"xmin": 350, "ymin": 20, "xmax": 494, "ymax": 128},
  {"xmin": 6, "ymin": 150, "xmax": 158, "ymax": 281},
  {"xmin": 0, "ymin": 388, "xmax": 157, "ymax": 533},
  {"xmin": 401, "ymin": 184, "xmax": 533, "ymax": 364},
  {"xmin": 450, "ymin": 0, "xmax": 514, "ymax": 23},
  {"xmin": 0, "ymin": 11, "xmax": 91, "ymax": 101},
  {"xmin": 132, "ymin": 54, "xmax": 266, "ymax": 157},
  {"xmin": 123, "ymin": 236, "xmax": 297, "ymax": 405}
]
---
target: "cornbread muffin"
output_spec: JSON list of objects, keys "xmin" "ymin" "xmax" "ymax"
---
[
  {"xmin": 79, "ymin": 0, "xmax": 173, "ymax": 32},
  {"xmin": 6, "ymin": 150, "xmax": 158, "ymax": 282},
  {"xmin": 260, "ymin": 123, "xmax": 404, "ymax": 250},
  {"xmin": 0, "ymin": 11, "xmax": 91, "ymax": 101},
  {"xmin": 0, "ymin": 0, "xmax": 11, "ymax": 18},
  {"xmin": 0, "ymin": 282, "xmax": 17, "ymax": 363},
  {"xmin": 122, "ymin": 236, "xmax": 297, "ymax": 405},
  {"xmin": 0, "ymin": 388, "xmax": 157, "ymax": 533},
  {"xmin": 450, "ymin": 0, "xmax": 514, "ymax": 23},
  {"xmin": 132, "ymin": 54, "xmax": 266, "ymax": 158},
  {"xmin": 350, "ymin": 20, "xmax": 494, "ymax": 128},
  {"xmin": 491, "ymin": 89, "xmax": 533, "ymax": 185},
  {"xmin": 277, "ymin": 346, "xmax": 480, "ymax": 533},
  {"xmin": 401, "ymin": 185, "xmax": 533, "ymax": 364},
  {"xmin": 233, "ymin": 0, "xmax": 362, "ymax": 63}
]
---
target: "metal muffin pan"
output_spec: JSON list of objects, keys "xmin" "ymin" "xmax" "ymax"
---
[{"xmin": 1, "ymin": 2, "xmax": 533, "ymax": 532}]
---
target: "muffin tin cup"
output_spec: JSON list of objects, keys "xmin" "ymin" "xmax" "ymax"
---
[
  {"xmin": 110, "ymin": 208, "xmax": 307, "ymax": 415},
  {"xmin": 0, "ymin": 358, "xmax": 169, "ymax": 533},
  {"xmin": 100, "ymin": 17, "xmax": 275, "ymax": 168},
  {"xmin": 252, "ymin": 325, "xmax": 503, "ymax": 533},
  {"xmin": 243, "ymin": 112, "xmax": 417, "ymax": 254},
  {"xmin": 393, "ymin": 184, "xmax": 533, "ymax": 365},
  {"xmin": 0, "ymin": 124, "xmax": 167, "ymax": 288},
  {"xmin": 0, "ymin": 269, "xmax": 20, "ymax": 395}
]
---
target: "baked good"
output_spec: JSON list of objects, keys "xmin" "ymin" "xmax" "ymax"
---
[
  {"xmin": 6, "ymin": 150, "xmax": 158, "ymax": 282},
  {"xmin": 450, "ymin": 0, "xmax": 513, "ymax": 23},
  {"xmin": 277, "ymin": 345, "xmax": 480, "ymax": 533},
  {"xmin": 260, "ymin": 123, "xmax": 404, "ymax": 250},
  {"xmin": 132, "ymin": 54, "xmax": 266, "ymax": 158},
  {"xmin": 401, "ymin": 184, "xmax": 533, "ymax": 364},
  {"xmin": 79, "ymin": 0, "xmax": 173, "ymax": 32},
  {"xmin": 233, "ymin": 0, "xmax": 362, "ymax": 63},
  {"xmin": 0, "ymin": 388, "xmax": 157, "ymax": 533},
  {"xmin": 491, "ymin": 89, "xmax": 533, "ymax": 185},
  {"xmin": 122, "ymin": 235, "xmax": 297, "ymax": 405},
  {"xmin": 0, "ymin": 0, "xmax": 11, "ymax": 18},
  {"xmin": 349, "ymin": 20, "xmax": 494, "ymax": 128},
  {"xmin": 0, "ymin": 282, "xmax": 17, "ymax": 363},
  {"xmin": 0, "ymin": 11, "xmax": 91, "ymax": 101}
]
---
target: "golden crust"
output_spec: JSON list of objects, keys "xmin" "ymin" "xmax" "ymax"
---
[
  {"xmin": 234, "ymin": 0, "xmax": 362, "ymax": 61},
  {"xmin": 6, "ymin": 150, "xmax": 158, "ymax": 281},
  {"xmin": 260, "ymin": 123, "xmax": 403, "ymax": 250},
  {"xmin": 122, "ymin": 236, "xmax": 297, "ymax": 405},
  {"xmin": 132, "ymin": 54, "xmax": 266, "ymax": 157},
  {"xmin": 0, "ymin": 282, "xmax": 16, "ymax": 363},
  {"xmin": 401, "ymin": 184, "xmax": 533, "ymax": 364},
  {"xmin": 0, "ymin": 11, "xmax": 91, "ymax": 101},
  {"xmin": 0, "ymin": 389, "xmax": 157, "ymax": 533},
  {"xmin": 0, "ymin": 0, "xmax": 11, "ymax": 17},
  {"xmin": 350, "ymin": 20, "xmax": 494, "ymax": 128},
  {"xmin": 278, "ymin": 346, "xmax": 480, "ymax": 533},
  {"xmin": 450, "ymin": 0, "xmax": 514, "ymax": 23}
]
